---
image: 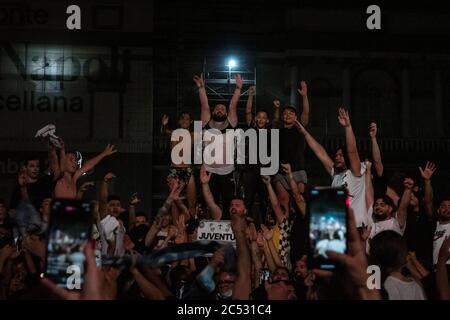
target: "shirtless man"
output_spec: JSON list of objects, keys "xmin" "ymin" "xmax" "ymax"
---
[{"xmin": 54, "ymin": 140, "xmax": 116, "ymax": 199}]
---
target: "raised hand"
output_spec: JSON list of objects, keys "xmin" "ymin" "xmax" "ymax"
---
[
  {"xmin": 248, "ymin": 85, "xmax": 256, "ymax": 96},
  {"xmin": 200, "ymin": 166, "xmax": 212, "ymax": 184},
  {"xmin": 281, "ymin": 163, "xmax": 292, "ymax": 175},
  {"xmin": 369, "ymin": 122, "xmax": 377, "ymax": 138},
  {"xmin": 193, "ymin": 73, "xmax": 205, "ymax": 88},
  {"xmin": 210, "ymin": 249, "xmax": 225, "ymax": 269},
  {"xmin": 103, "ymin": 172, "xmax": 116, "ymax": 183},
  {"xmin": 321, "ymin": 208, "xmax": 379, "ymax": 299},
  {"xmin": 256, "ymin": 232, "xmax": 265, "ymax": 247},
  {"xmin": 273, "ymin": 99, "xmax": 281, "ymax": 109},
  {"xmin": 365, "ymin": 160, "xmax": 372, "ymax": 172},
  {"xmin": 260, "ymin": 224, "xmax": 273, "ymax": 241},
  {"xmin": 261, "ymin": 175, "xmax": 271, "ymax": 185},
  {"xmin": 79, "ymin": 181, "xmax": 95, "ymax": 193},
  {"xmin": 161, "ymin": 114, "xmax": 169, "ymax": 126},
  {"xmin": 167, "ymin": 225, "xmax": 178, "ymax": 240},
  {"xmin": 41, "ymin": 242, "xmax": 113, "ymax": 300},
  {"xmin": 102, "ymin": 144, "xmax": 117, "ymax": 157},
  {"xmin": 419, "ymin": 161, "xmax": 437, "ymax": 181},
  {"xmin": 235, "ymin": 74, "xmax": 243, "ymax": 89},
  {"xmin": 129, "ymin": 192, "xmax": 140, "ymax": 206},
  {"xmin": 338, "ymin": 108, "xmax": 351, "ymax": 127},
  {"xmin": 297, "ymin": 81, "xmax": 307, "ymax": 97},
  {"xmin": 359, "ymin": 226, "xmax": 372, "ymax": 242},
  {"xmin": 176, "ymin": 214, "xmax": 186, "ymax": 231}
]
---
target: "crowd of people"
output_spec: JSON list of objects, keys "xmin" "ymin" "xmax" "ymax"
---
[{"xmin": 0, "ymin": 73, "xmax": 449, "ymax": 300}]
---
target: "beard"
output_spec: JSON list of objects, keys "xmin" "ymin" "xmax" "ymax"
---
[
  {"xmin": 373, "ymin": 211, "xmax": 388, "ymax": 221},
  {"xmin": 212, "ymin": 113, "xmax": 227, "ymax": 122}
]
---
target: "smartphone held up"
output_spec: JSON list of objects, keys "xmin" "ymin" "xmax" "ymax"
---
[
  {"xmin": 308, "ymin": 187, "xmax": 349, "ymax": 270},
  {"xmin": 43, "ymin": 199, "xmax": 93, "ymax": 290}
]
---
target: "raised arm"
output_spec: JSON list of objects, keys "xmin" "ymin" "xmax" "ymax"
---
[
  {"xmin": 294, "ymin": 120, "xmax": 334, "ymax": 175},
  {"xmin": 131, "ymin": 268, "xmax": 167, "ymax": 300},
  {"xmin": 193, "ymin": 74, "xmax": 210, "ymax": 126},
  {"xmin": 262, "ymin": 175, "xmax": 286, "ymax": 224},
  {"xmin": 200, "ymin": 166, "xmax": 222, "ymax": 220},
  {"xmin": 419, "ymin": 161, "xmax": 436, "ymax": 220},
  {"xmin": 76, "ymin": 181, "xmax": 94, "ymax": 200},
  {"xmin": 48, "ymin": 142, "xmax": 61, "ymax": 179},
  {"xmin": 369, "ymin": 123, "xmax": 383, "ymax": 177},
  {"xmin": 228, "ymin": 74, "xmax": 243, "ymax": 127},
  {"xmin": 231, "ymin": 213, "xmax": 251, "ymax": 300},
  {"xmin": 272, "ymin": 99, "xmax": 281, "ymax": 128},
  {"xmin": 58, "ymin": 138, "xmax": 67, "ymax": 174},
  {"xmin": 365, "ymin": 160, "xmax": 374, "ymax": 212},
  {"xmin": 245, "ymin": 86, "xmax": 256, "ymax": 126},
  {"xmin": 298, "ymin": 81, "xmax": 310, "ymax": 126},
  {"xmin": 338, "ymin": 108, "xmax": 361, "ymax": 176},
  {"xmin": 247, "ymin": 224, "xmax": 263, "ymax": 288},
  {"xmin": 281, "ymin": 163, "xmax": 306, "ymax": 217},
  {"xmin": 161, "ymin": 114, "xmax": 172, "ymax": 136},
  {"xmin": 144, "ymin": 217, "xmax": 161, "ymax": 248},
  {"xmin": 397, "ymin": 178, "xmax": 414, "ymax": 229},
  {"xmin": 256, "ymin": 232, "xmax": 276, "ymax": 272},
  {"xmin": 74, "ymin": 144, "xmax": 117, "ymax": 181},
  {"xmin": 128, "ymin": 192, "xmax": 141, "ymax": 232},
  {"xmin": 99, "ymin": 173, "xmax": 115, "ymax": 219}
]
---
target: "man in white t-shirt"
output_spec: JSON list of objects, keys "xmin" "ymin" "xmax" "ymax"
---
[
  {"xmin": 433, "ymin": 199, "xmax": 450, "ymax": 266},
  {"xmin": 368, "ymin": 195, "xmax": 407, "ymax": 240},
  {"xmin": 194, "ymin": 73, "xmax": 243, "ymax": 219},
  {"xmin": 100, "ymin": 213, "xmax": 125, "ymax": 256},
  {"xmin": 295, "ymin": 108, "xmax": 368, "ymax": 227},
  {"xmin": 99, "ymin": 193, "xmax": 126, "ymax": 257}
]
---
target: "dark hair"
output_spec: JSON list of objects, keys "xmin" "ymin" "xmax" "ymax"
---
[
  {"xmin": 255, "ymin": 109, "xmax": 269, "ymax": 118},
  {"xmin": 216, "ymin": 269, "xmax": 237, "ymax": 280},
  {"xmin": 282, "ymin": 105, "xmax": 297, "ymax": 114},
  {"xmin": 374, "ymin": 195, "xmax": 397, "ymax": 212},
  {"xmin": 23, "ymin": 156, "xmax": 40, "ymax": 166},
  {"xmin": 135, "ymin": 211, "xmax": 147, "ymax": 218},
  {"xmin": 231, "ymin": 196, "xmax": 246, "ymax": 204},
  {"xmin": 0, "ymin": 198, "xmax": 5, "ymax": 207},
  {"xmin": 273, "ymin": 266, "xmax": 290, "ymax": 277},
  {"xmin": 178, "ymin": 111, "xmax": 191, "ymax": 120},
  {"xmin": 369, "ymin": 230, "xmax": 407, "ymax": 279},
  {"xmin": 107, "ymin": 194, "xmax": 122, "ymax": 203},
  {"xmin": 439, "ymin": 197, "xmax": 450, "ymax": 205},
  {"xmin": 333, "ymin": 145, "xmax": 350, "ymax": 170}
]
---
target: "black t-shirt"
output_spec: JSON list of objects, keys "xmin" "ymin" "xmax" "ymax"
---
[
  {"xmin": 9, "ymin": 174, "xmax": 55, "ymax": 210},
  {"xmin": 278, "ymin": 126, "xmax": 305, "ymax": 173},
  {"xmin": 129, "ymin": 224, "xmax": 150, "ymax": 254},
  {"xmin": 403, "ymin": 207, "xmax": 435, "ymax": 267},
  {"xmin": 239, "ymin": 124, "xmax": 272, "ymax": 171},
  {"xmin": 289, "ymin": 214, "xmax": 308, "ymax": 266}
]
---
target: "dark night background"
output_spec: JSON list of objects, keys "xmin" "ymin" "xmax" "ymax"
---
[{"xmin": 1, "ymin": 0, "xmax": 450, "ymax": 217}]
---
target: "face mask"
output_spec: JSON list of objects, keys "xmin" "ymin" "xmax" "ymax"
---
[{"xmin": 217, "ymin": 289, "xmax": 233, "ymax": 299}]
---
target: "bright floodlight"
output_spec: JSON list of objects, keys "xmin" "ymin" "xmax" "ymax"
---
[{"xmin": 227, "ymin": 59, "xmax": 237, "ymax": 69}]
